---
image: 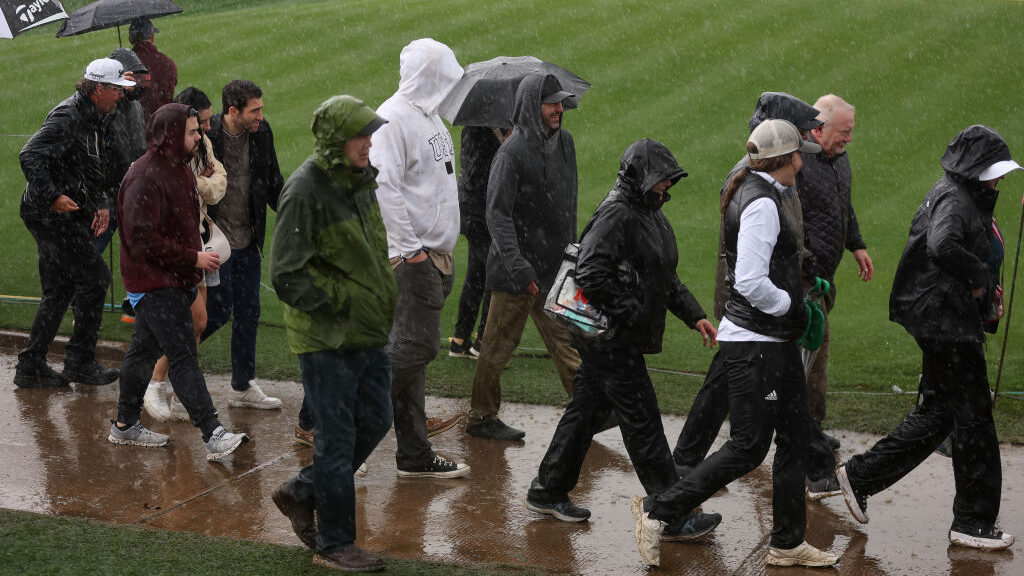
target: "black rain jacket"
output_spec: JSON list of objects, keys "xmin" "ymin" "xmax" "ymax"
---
[
  {"xmin": 206, "ymin": 114, "xmax": 284, "ymax": 251},
  {"xmin": 889, "ymin": 125, "xmax": 1010, "ymax": 342},
  {"xmin": 485, "ymin": 73, "xmax": 578, "ymax": 293},
  {"xmin": 575, "ymin": 139, "xmax": 706, "ymax": 354}
]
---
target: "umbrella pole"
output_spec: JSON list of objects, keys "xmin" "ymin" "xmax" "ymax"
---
[
  {"xmin": 117, "ymin": 25, "xmax": 122, "ymax": 48},
  {"xmin": 993, "ymin": 196, "xmax": 1024, "ymax": 406}
]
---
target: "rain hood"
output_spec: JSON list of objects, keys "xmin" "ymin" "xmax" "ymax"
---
[
  {"xmin": 941, "ymin": 124, "xmax": 1013, "ymax": 182},
  {"xmin": 146, "ymin": 103, "xmax": 192, "ymax": 165},
  {"xmin": 748, "ymin": 92, "xmax": 821, "ymax": 132},
  {"xmin": 311, "ymin": 95, "xmax": 385, "ymax": 174},
  {"xmin": 613, "ymin": 138, "xmax": 687, "ymax": 209},
  {"xmin": 396, "ymin": 38, "xmax": 463, "ymax": 117},
  {"xmin": 511, "ymin": 73, "xmax": 552, "ymax": 143}
]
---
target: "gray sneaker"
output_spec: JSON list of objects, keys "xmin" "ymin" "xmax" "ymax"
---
[
  {"xmin": 204, "ymin": 426, "xmax": 249, "ymax": 462},
  {"xmin": 108, "ymin": 421, "xmax": 169, "ymax": 447}
]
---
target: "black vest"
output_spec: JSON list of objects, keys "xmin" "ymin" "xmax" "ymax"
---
[{"xmin": 722, "ymin": 175, "xmax": 807, "ymax": 339}]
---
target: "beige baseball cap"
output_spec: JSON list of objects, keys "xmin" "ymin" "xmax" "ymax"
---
[{"xmin": 747, "ymin": 119, "xmax": 821, "ymax": 160}]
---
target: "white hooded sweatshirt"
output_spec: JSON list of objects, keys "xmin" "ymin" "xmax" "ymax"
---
[{"xmin": 371, "ymin": 38, "xmax": 464, "ymax": 258}]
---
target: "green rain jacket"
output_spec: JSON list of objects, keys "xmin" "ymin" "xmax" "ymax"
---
[{"xmin": 271, "ymin": 96, "xmax": 396, "ymax": 354}]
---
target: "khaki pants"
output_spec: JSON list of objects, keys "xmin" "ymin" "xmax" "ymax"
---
[{"xmin": 468, "ymin": 291, "xmax": 581, "ymax": 425}]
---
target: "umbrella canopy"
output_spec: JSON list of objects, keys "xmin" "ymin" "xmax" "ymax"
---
[
  {"xmin": 440, "ymin": 56, "xmax": 591, "ymax": 129},
  {"xmin": 55, "ymin": 0, "xmax": 179, "ymax": 38},
  {"xmin": 0, "ymin": 0, "xmax": 67, "ymax": 39}
]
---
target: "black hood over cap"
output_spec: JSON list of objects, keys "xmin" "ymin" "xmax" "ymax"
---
[
  {"xmin": 749, "ymin": 92, "xmax": 822, "ymax": 132},
  {"xmin": 613, "ymin": 138, "xmax": 687, "ymax": 209},
  {"xmin": 941, "ymin": 124, "xmax": 1013, "ymax": 182}
]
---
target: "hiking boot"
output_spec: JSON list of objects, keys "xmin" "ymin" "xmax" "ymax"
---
[
  {"xmin": 355, "ymin": 462, "xmax": 368, "ymax": 478},
  {"xmin": 229, "ymin": 380, "xmax": 282, "ymax": 409},
  {"xmin": 837, "ymin": 464, "xmax": 869, "ymax": 523},
  {"xmin": 108, "ymin": 421, "xmax": 169, "ymax": 447},
  {"xmin": 294, "ymin": 424, "xmax": 314, "ymax": 447},
  {"xmin": 397, "ymin": 454, "xmax": 470, "ymax": 479},
  {"xmin": 63, "ymin": 360, "xmax": 119, "ymax": 386},
  {"xmin": 466, "ymin": 418, "xmax": 525, "ymax": 441},
  {"xmin": 13, "ymin": 361, "xmax": 68, "ymax": 388},
  {"xmin": 662, "ymin": 510, "xmax": 722, "ymax": 541},
  {"xmin": 524, "ymin": 496, "xmax": 591, "ymax": 522},
  {"xmin": 271, "ymin": 482, "xmax": 316, "ymax": 549},
  {"xmin": 448, "ymin": 338, "xmax": 478, "ymax": 359},
  {"xmin": 312, "ymin": 545, "xmax": 384, "ymax": 572},
  {"xmin": 807, "ymin": 472, "xmax": 842, "ymax": 501},
  {"xmin": 766, "ymin": 541, "xmax": 839, "ymax": 567},
  {"xmin": 949, "ymin": 520, "xmax": 1015, "ymax": 550},
  {"xmin": 204, "ymin": 426, "xmax": 249, "ymax": 462},
  {"xmin": 426, "ymin": 414, "xmax": 463, "ymax": 438},
  {"xmin": 825, "ymin": 433, "xmax": 841, "ymax": 451},
  {"xmin": 143, "ymin": 381, "xmax": 172, "ymax": 422},
  {"xmin": 631, "ymin": 496, "xmax": 665, "ymax": 566}
]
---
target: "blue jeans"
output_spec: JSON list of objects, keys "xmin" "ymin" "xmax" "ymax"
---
[
  {"xmin": 202, "ymin": 242, "xmax": 261, "ymax": 391},
  {"xmin": 286, "ymin": 348, "xmax": 393, "ymax": 552}
]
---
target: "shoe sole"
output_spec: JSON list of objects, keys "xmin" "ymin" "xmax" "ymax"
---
[
  {"xmin": 448, "ymin": 351, "xmax": 478, "ymax": 359},
  {"xmin": 765, "ymin": 550, "xmax": 838, "ymax": 567},
  {"xmin": 271, "ymin": 489, "xmax": 316, "ymax": 550},
  {"xmin": 661, "ymin": 515, "xmax": 722, "ymax": 542},
  {"xmin": 228, "ymin": 400, "xmax": 283, "ymax": 409},
  {"xmin": 465, "ymin": 425, "xmax": 525, "ymax": 441},
  {"xmin": 355, "ymin": 463, "xmax": 368, "ymax": 478},
  {"xmin": 523, "ymin": 498, "xmax": 590, "ymax": 522},
  {"xmin": 64, "ymin": 370, "xmax": 119, "ymax": 386},
  {"xmin": 949, "ymin": 530, "xmax": 1015, "ymax": 550},
  {"xmin": 207, "ymin": 434, "xmax": 250, "ymax": 462},
  {"xmin": 396, "ymin": 466, "xmax": 471, "ymax": 479},
  {"xmin": 806, "ymin": 488, "xmax": 842, "ymax": 502},
  {"xmin": 836, "ymin": 465, "xmax": 869, "ymax": 524},
  {"xmin": 630, "ymin": 496, "xmax": 661, "ymax": 567},
  {"xmin": 312, "ymin": 554, "xmax": 384, "ymax": 572},
  {"xmin": 108, "ymin": 434, "xmax": 169, "ymax": 448},
  {"xmin": 13, "ymin": 375, "xmax": 69, "ymax": 388},
  {"xmin": 426, "ymin": 415, "xmax": 464, "ymax": 438}
]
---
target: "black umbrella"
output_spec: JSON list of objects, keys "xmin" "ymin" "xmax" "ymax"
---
[
  {"xmin": 0, "ymin": 0, "xmax": 68, "ymax": 38},
  {"xmin": 55, "ymin": 0, "xmax": 180, "ymax": 46},
  {"xmin": 440, "ymin": 56, "xmax": 591, "ymax": 129}
]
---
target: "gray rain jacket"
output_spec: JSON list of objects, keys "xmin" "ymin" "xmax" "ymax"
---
[
  {"xmin": 485, "ymin": 73, "xmax": 578, "ymax": 293},
  {"xmin": 889, "ymin": 125, "xmax": 1010, "ymax": 342}
]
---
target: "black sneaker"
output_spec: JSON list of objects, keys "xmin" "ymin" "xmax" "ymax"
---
[
  {"xmin": 806, "ymin": 473, "xmax": 842, "ymax": 501},
  {"xmin": 836, "ymin": 464, "xmax": 869, "ymax": 523},
  {"xmin": 13, "ymin": 361, "xmax": 69, "ymax": 388},
  {"xmin": 271, "ymin": 483, "xmax": 316, "ymax": 549},
  {"xmin": 397, "ymin": 454, "xmax": 470, "ymax": 478},
  {"xmin": 466, "ymin": 418, "xmax": 525, "ymax": 441},
  {"xmin": 949, "ymin": 520, "xmax": 1015, "ymax": 550},
  {"xmin": 449, "ymin": 338, "xmax": 478, "ymax": 359},
  {"xmin": 524, "ymin": 496, "xmax": 591, "ymax": 522},
  {"xmin": 662, "ymin": 510, "xmax": 722, "ymax": 541},
  {"xmin": 470, "ymin": 337, "xmax": 482, "ymax": 356},
  {"xmin": 63, "ymin": 360, "xmax": 119, "ymax": 386}
]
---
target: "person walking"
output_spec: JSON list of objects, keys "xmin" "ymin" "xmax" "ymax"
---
[
  {"xmin": 632, "ymin": 120, "xmax": 838, "ymax": 568},
  {"xmin": 837, "ymin": 125, "xmax": 1020, "ymax": 551},
  {"xmin": 129, "ymin": 17, "xmax": 176, "ymax": 122}
]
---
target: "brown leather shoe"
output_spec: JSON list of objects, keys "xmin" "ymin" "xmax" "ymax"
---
[
  {"xmin": 271, "ymin": 483, "xmax": 316, "ymax": 549},
  {"xmin": 313, "ymin": 545, "xmax": 384, "ymax": 572},
  {"xmin": 293, "ymin": 424, "xmax": 314, "ymax": 447},
  {"xmin": 426, "ymin": 414, "xmax": 463, "ymax": 438}
]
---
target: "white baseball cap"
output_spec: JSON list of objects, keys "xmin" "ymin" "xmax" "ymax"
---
[
  {"xmin": 979, "ymin": 159, "xmax": 1023, "ymax": 181},
  {"xmin": 747, "ymin": 119, "xmax": 821, "ymax": 160},
  {"xmin": 84, "ymin": 58, "xmax": 136, "ymax": 87}
]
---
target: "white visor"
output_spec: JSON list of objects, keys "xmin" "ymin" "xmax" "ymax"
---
[{"xmin": 979, "ymin": 160, "xmax": 1023, "ymax": 181}]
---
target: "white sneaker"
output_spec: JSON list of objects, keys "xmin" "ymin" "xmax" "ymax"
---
[
  {"xmin": 766, "ymin": 541, "xmax": 839, "ymax": 567},
  {"xmin": 355, "ymin": 463, "xmax": 368, "ymax": 478},
  {"xmin": 632, "ymin": 495, "xmax": 665, "ymax": 566},
  {"xmin": 949, "ymin": 522, "xmax": 1015, "ymax": 550},
  {"xmin": 229, "ymin": 380, "xmax": 282, "ymax": 410},
  {"xmin": 204, "ymin": 426, "xmax": 249, "ymax": 462},
  {"xmin": 168, "ymin": 395, "xmax": 190, "ymax": 422},
  {"xmin": 143, "ymin": 380, "xmax": 172, "ymax": 422}
]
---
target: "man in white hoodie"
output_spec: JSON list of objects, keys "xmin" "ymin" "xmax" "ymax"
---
[{"xmin": 369, "ymin": 38, "xmax": 470, "ymax": 478}]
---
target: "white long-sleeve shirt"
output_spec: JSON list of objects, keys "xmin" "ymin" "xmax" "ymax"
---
[{"xmin": 717, "ymin": 171, "xmax": 793, "ymax": 342}]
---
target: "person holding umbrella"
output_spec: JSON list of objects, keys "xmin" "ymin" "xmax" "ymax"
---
[
  {"xmin": 837, "ymin": 125, "xmax": 1021, "ymax": 551},
  {"xmin": 129, "ymin": 16, "xmax": 176, "ymax": 121},
  {"xmin": 465, "ymin": 74, "xmax": 584, "ymax": 441}
]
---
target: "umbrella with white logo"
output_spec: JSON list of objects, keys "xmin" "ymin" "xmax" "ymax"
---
[
  {"xmin": 55, "ymin": 0, "xmax": 180, "ymax": 46},
  {"xmin": 0, "ymin": 0, "xmax": 68, "ymax": 38}
]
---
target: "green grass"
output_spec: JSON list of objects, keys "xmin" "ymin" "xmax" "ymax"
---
[
  {"xmin": 0, "ymin": 508, "xmax": 548, "ymax": 576},
  {"xmin": 3, "ymin": 0, "xmax": 1024, "ymax": 441}
]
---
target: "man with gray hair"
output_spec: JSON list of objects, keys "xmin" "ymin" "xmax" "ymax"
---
[{"xmin": 797, "ymin": 94, "xmax": 874, "ymax": 449}]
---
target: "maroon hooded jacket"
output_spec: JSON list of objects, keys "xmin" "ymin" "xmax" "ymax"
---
[{"xmin": 118, "ymin": 103, "xmax": 202, "ymax": 292}]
